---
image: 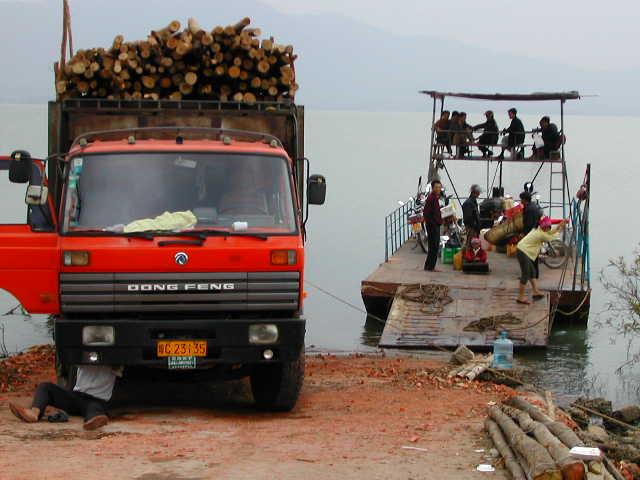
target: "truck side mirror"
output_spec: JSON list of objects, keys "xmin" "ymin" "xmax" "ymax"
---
[
  {"xmin": 9, "ymin": 150, "xmax": 32, "ymax": 183},
  {"xmin": 307, "ymin": 174, "xmax": 326, "ymax": 205}
]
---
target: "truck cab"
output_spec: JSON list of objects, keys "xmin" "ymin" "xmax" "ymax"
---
[{"xmin": 0, "ymin": 99, "xmax": 325, "ymax": 411}]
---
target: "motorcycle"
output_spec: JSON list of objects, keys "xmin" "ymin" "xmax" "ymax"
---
[{"xmin": 407, "ymin": 176, "xmax": 428, "ymax": 253}]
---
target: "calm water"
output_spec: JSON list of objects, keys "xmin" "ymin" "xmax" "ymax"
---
[{"xmin": 0, "ymin": 104, "xmax": 638, "ymax": 406}]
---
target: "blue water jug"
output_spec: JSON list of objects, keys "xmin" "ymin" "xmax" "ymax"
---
[{"xmin": 492, "ymin": 331, "xmax": 513, "ymax": 369}]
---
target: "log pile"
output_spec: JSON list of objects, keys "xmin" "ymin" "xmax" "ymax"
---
[
  {"xmin": 54, "ymin": 17, "xmax": 298, "ymax": 103},
  {"xmin": 485, "ymin": 396, "xmax": 621, "ymax": 480},
  {"xmin": 566, "ymin": 397, "xmax": 640, "ymax": 478}
]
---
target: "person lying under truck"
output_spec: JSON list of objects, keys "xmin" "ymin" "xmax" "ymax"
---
[
  {"xmin": 516, "ymin": 217, "xmax": 567, "ymax": 305},
  {"xmin": 8, "ymin": 365, "xmax": 122, "ymax": 430}
]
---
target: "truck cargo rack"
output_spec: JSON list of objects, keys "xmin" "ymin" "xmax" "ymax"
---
[
  {"xmin": 70, "ymin": 126, "xmax": 284, "ymax": 151},
  {"xmin": 60, "ymin": 98, "xmax": 297, "ymax": 114}
]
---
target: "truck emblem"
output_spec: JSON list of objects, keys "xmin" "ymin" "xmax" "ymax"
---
[{"xmin": 175, "ymin": 252, "xmax": 189, "ymax": 266}]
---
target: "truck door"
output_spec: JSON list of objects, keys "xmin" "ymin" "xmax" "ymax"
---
[{"xmin": 0, "ymin": 156, "xmax": 60, "ymax": 314}]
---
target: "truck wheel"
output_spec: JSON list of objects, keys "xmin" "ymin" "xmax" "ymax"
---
[
  {"xmin": 56, "ymin": 364, "xmax": 78, "ymax": 391},
  {"xmin": 250, "ymin": 347, "xmax": 304, "ymax": 412}
]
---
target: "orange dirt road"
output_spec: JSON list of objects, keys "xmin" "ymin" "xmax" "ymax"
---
[{"xmin": 0, "ymin": 353, "xmax": 512, "ymax": 479}]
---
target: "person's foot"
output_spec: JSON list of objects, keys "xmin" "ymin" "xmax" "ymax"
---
[
  {"xmin": 9, "ymin": 402, "xmax": 39, "ymax": 423},
  {"xmin": 516, "ymin": 297, "xmax": 531, "ymax": 305},
  {"xmin": 83, "ymin": 415, "xmax": 109, "ymax": 431}
]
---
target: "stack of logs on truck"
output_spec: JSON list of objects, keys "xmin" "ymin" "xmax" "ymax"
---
[{"xmin": 55, "ymin": 17, "xmax": 297, "ymax": 103}]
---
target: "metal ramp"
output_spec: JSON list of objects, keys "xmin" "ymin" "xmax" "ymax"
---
[{"xmin": 379, "ymin": 284, "xmax": 551, "ymax": 348}]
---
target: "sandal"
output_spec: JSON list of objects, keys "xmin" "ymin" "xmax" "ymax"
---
[
  {"xmin": 47, "ymin": 411, "xmax": 69, "ymax": 423},
  {"xmin": 532, "ymin": 294, "xmax": 545, "ymax": 301},
  {"xmin": 516, "ymin": 299, "xmax": 531, "ymax": 305}
]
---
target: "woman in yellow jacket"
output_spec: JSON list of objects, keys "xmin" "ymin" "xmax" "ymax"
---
[{"xmin": 516, "ymin": 217, "xmax": 567, "ymax": 304}]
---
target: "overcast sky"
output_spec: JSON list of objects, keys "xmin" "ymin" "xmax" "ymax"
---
[
  {"xmin": 1, "ymin": 0, "xmax": 634, "ymax": 70},
  {"xmin": 261, "ymin": 0, "xmax": 635, "ymax": 71}
]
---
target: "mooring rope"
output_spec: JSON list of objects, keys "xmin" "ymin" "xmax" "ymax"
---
[
  {"xmin": 398, "ymin": 283, "xmax": 453, "ymax": 314},
  {"xmin": 463, "ymin": 313, "xmax": 523, "ymax": 333}
]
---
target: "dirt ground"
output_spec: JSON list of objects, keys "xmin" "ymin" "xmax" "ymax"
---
[{"xmin": 0, "ymin": 350, "xmax": 514, "ymax": 480}]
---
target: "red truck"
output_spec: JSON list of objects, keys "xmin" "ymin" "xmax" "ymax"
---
[{"xmin": 0, "ymin": 98, "xmax": 325, "ymax": 411}]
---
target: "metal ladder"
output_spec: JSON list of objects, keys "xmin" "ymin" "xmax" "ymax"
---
[{"xmin": 548, "ymin": 160, "xmax": 566, "ymax": 219}]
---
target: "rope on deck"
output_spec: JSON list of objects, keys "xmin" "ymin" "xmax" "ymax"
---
[
  {"xmin": 398, "ymin": 283, "xmax": 453, "ymax": 314},
  {"xmin": 463, "ymin": 313, "xmax": 522, "ymax": 333}
]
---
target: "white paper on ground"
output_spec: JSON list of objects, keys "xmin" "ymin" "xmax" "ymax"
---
[
  {"xmin": 569, "ymin": 446, "xmax": 602, "ymax": 460},
  {"xmin": 401, "ymin": 446, "xmax": 428, "ymax": 452},
  {"xmin": 477, "ymin": 464, "xmax": 495, "ymax": 472}
]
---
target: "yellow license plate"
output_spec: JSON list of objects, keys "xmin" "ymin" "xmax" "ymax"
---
[
  {"xmin": 157, "ymin": 340, "xmax": 208, "ymax": 357},
  {"xmin": 412, "ymin": 223, "xmax": 422, "ymax": 233}
]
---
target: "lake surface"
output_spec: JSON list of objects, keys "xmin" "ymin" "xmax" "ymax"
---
[{"xmin": 0, "ymin": 104, "xmax": 638, "ymax": 406}]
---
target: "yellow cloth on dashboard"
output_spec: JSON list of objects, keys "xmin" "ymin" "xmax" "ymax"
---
[{"xmin": 124, "ymin": 211, "xmax": 197, "ymax": 233}]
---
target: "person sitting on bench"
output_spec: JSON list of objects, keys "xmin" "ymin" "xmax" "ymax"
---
[
  {"xmin": 531, "ymin": 116, "xmax": 561, "ymax": 159},
  {"xmin": 473, "ymin": 110, "xmax": 499, "ymax": 158},
  {"xmin": 497, "ymin": 108, "xmax": 525, "ymax": 159},
  {"xmin": 434, "ymin": 110, "xmax": 452, "ymax": 155}
]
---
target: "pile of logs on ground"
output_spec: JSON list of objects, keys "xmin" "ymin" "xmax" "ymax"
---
[
  {"xmin": 486, "ymin": 396, "xmax": 622, "ymax": 480},
  {"xmin": 448, "ymin": 346, "xmax": 493, "ymax": 381},
  {"xmin": 566, "ymin": 397, "xmax": 640, "ymax": 479},
  {"xmin": 54, "ymin": 17, "xmax": 298, "ymax": 103}
]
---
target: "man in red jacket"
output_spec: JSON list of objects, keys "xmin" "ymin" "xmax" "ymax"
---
[{"xmin": 423, "ymin": 180, "xmax": 443, "ymax": 271}]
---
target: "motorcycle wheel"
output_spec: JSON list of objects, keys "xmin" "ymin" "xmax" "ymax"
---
[
  {"xmin": 541, "ymin": 240, "xmax": 570, "ymax": 269},
  {"xmin": 417, "ymin": 224, "xmax": 428, "ymax": 253}
]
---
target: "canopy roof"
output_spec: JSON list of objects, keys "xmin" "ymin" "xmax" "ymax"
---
[{"xmin": 420, "ymin": 91, "xmax": 580, "ymax": 101}]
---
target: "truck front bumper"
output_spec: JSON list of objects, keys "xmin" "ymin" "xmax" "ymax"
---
[{"xmin": 55, "ymin": 317, "xmax": 305, "ymax": 368}]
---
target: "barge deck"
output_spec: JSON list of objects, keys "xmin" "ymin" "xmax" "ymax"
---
[{"xmin": 361, "ymin": 240, "xmax": 589, "ymax": 348}]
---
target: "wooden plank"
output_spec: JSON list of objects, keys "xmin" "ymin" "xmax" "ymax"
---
[{"xmin": 379, "ymin": 284, "xmax": 550, "ymax": 348}]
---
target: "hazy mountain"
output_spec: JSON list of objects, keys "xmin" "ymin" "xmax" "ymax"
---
[{"xmin": 0, "ymin": 0, "xmax": 636, "ymax": 114}]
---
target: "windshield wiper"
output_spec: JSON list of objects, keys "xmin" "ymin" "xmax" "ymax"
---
[
  {"xmin": 66, "ymin": 229, "xmax": 155, "ymax": 240},
  {"xmin": 197, "ymin": 230, "xmax": 269, "ymax": 241}
]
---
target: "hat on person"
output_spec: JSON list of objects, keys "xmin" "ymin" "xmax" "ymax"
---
[
  {"xmin": 538, "ymin": 216, "xmax": 552, "ymax": 229},
  {"xmin": 470, "ymin": 238, "xmax": 482, "ymax": 248},
  {"xmin": 519, "ymin": 191, "xmax": 532, "ymax": 202}
]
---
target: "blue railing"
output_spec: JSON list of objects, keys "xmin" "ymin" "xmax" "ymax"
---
[
  {"xmin": 385, "ymin": 200, "xmax": 414, "ymax": 262},
  {"xmin": 571, "ymin": 198, "xmax": 590, "ymax": 288}
]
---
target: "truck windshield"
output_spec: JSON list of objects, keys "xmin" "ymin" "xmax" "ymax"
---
[{"xmin": 62, "ymin": 152, "xmax": 298, "ymax": 234}]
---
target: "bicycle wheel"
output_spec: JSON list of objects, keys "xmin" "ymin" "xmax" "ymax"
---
[{"xmin": 541, "ymin": 240, "xmax": 569, "ymax": 269}]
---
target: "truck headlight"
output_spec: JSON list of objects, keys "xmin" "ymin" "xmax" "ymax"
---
[
  {"xmin": 63, "ymin": 251, "xmax": 90, "ymax": 266},
  {"xmin": 82, "ymin": 326, "xmax": 115, "ymax": 346},
  {"xmin": 249, "ymin": 324, "xmax": 279, "ymax": 345}
]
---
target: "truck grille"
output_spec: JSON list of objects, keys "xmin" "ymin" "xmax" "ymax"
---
[{"xmin": 60, "ymin": 272, "xmax": 300, "ymax": 313}]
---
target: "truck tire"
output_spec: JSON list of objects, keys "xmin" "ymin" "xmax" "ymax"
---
[
  {"xmin": 250, "ymin": 347, "xmax": 304, "ymax": 412},
  {"xmin": 56, "ymin": 363, "xmax": 78, "ymax": 391}
]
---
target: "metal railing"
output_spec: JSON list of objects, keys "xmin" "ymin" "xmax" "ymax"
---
[{"xmin": 385, "ymin": 200, "xmax": 414, "ymax": 262}]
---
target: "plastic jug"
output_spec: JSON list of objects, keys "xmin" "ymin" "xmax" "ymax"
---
[{"xmin": 492, "ymin": 331, "xmax": 513, "ymax": 369}]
